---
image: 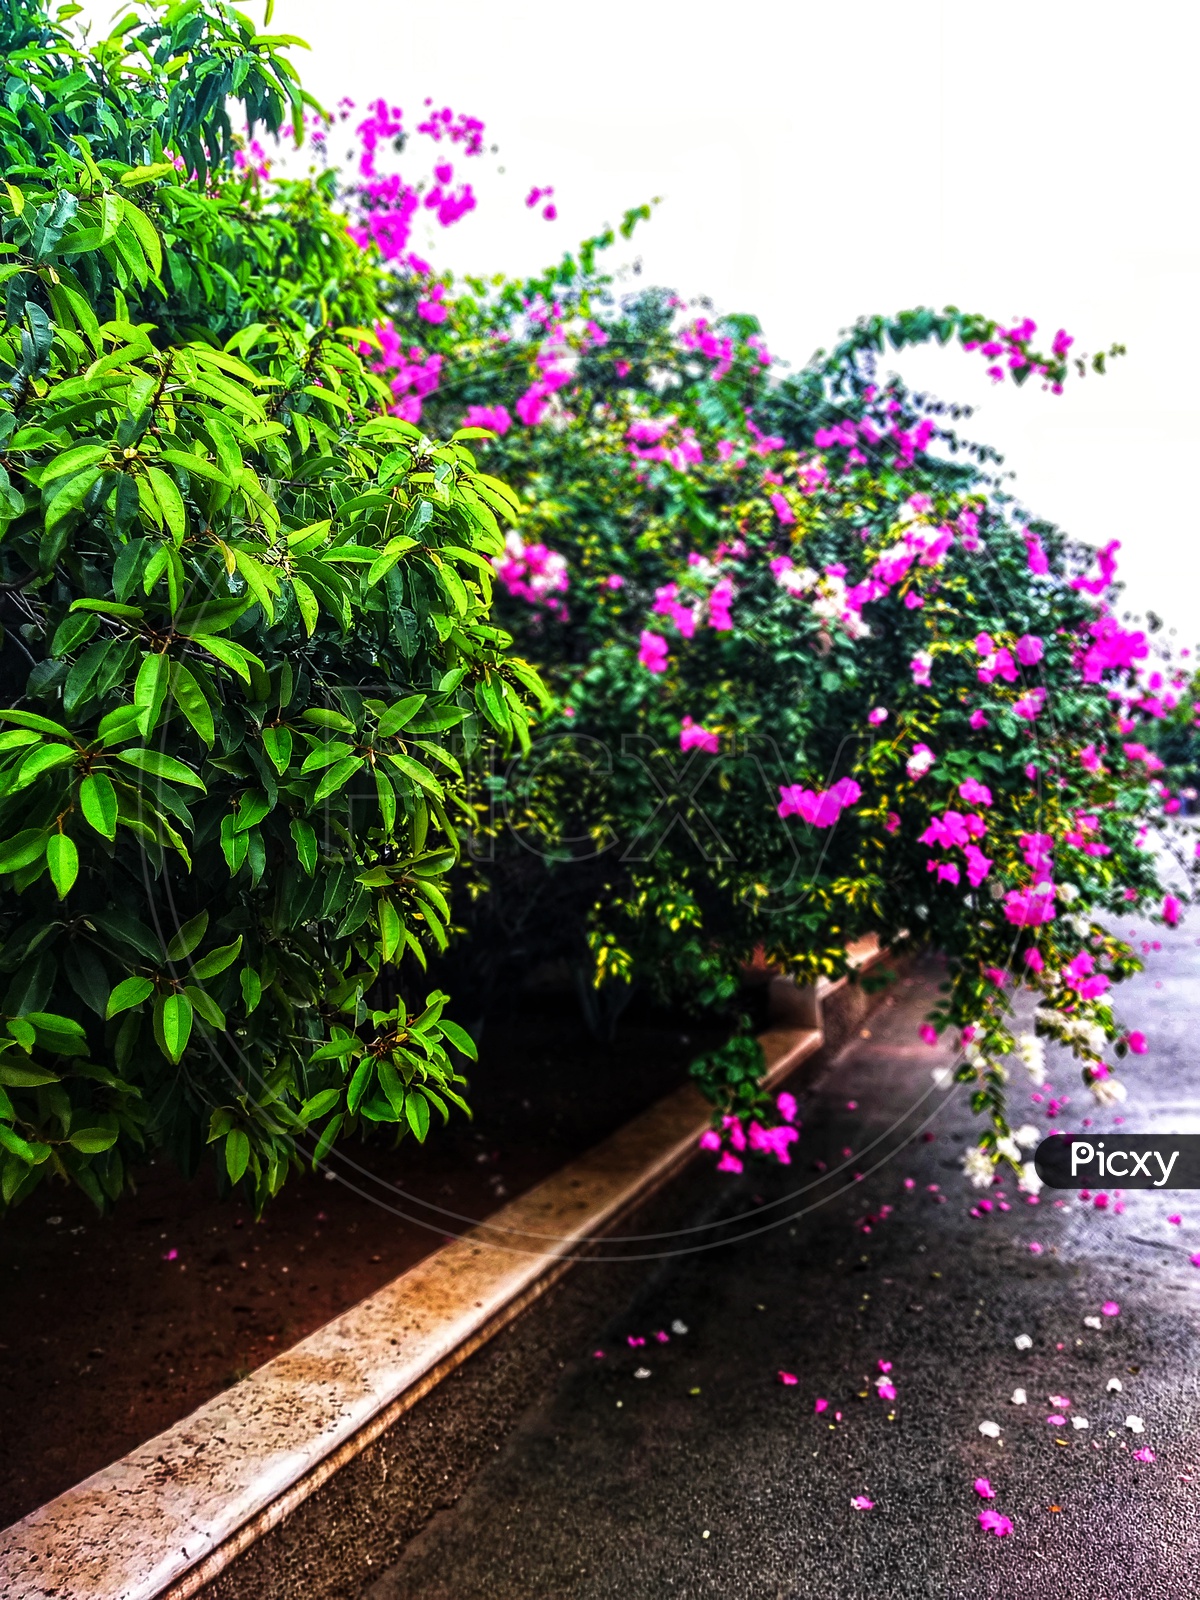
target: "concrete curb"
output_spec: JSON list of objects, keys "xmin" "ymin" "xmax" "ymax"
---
[{"xmin": 0, "ymin": 939, "xmax": 890, "ymax": 1600}]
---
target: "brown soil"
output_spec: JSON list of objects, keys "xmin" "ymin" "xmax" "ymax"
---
[{"xmin": 0, "ymin": 993, "xmax": 730, "ymax": 1529}]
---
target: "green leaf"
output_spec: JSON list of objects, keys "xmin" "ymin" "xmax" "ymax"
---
[
  {"xmin": 166, "ymin": 911, "xmax": 209, "ymax": 962},
  {"xmin": 290, "ymin": 817, "xmax": 317, "ymax": 873},
  {"xmin": 261, "ymin": 725, "xmax": 293, "ymax": 774},
  {"xmin": 155, "ymin": 991, "xmax": 194, "ymax": 1063},
  {"xmin": 113, "ymin": 747, "xmax": 205, "ymax": 788},
  {"xmin": 311, "ymin": 1113, "xmax": 343, "ymax": 1165},
  {"xmin": 311, "ymin": 753, "xmax": 365, "ymax": 802},
  {"xmin": 190, "ymin": 937, "xmax": 243, "ymax": 981},
  {"xmin": 385, "ymin": 751, "xmax": 444, "ymax": 799},
  {"xmin": 145, "ymin": 467, "xmax": 186, "ymax": 544},
  {"xmin": 438, "ymin": 1019, "xmax": 478, "ymax": 1062},
  {"xmin": 0, "ymin": 1123, "xmax": 38, "ymax": 1165},
  {"xmin": 69, "ymin": 1126, "xmax": 119, "ymax": 1153},
  {"xmin": 184, "ymin": 985, "xmax": 226, "ymax": 1029},
  {"xmin": 169, "ymin": 660, "xmax": 215, "ymax": 744},
  {"xmin": 225, "ymin": 1128, "xmax": 251, "ymax": 1184},
  {"xmin": 292, "ymin": 575, "xmax": 319, "ymax": 636},
  {"xmin": 0, "ymin": 1061, "xmax": 60, "ymax": 1087},
  {"xmin": 0, "ymin": 710, "xmax": 73, "ymax": 737},
  {"xmin": 12, "ymin": 744, "xmax": 76, "ymax": 790},
  {"xmin": 0, "ymin": 830, "xmax": 49, "ymax": 874},
  {"xmin": 106, "ymin": 975, "xmax": 154, "ymax": 1018},
  {"xmin": 301, "ymin": 1087, "xmax": 341, "ymax": 1123},
  {"xmin": 46, "ymin": 833, "xmax": 79, "ymax": 899},
  {"xmin": 405, "ymin": 1090, "xmax": 431, "ymax": 1142},
  {"xmin": 134, "ymin": 651, "xmax": 171, "ymax": 737},
  {"xmin": 79, "ymin": 773, "xmax": 118, "ymax": 839},
  {"xmin": 377, "ymin": 694, "xmax": 427, "ymax": 738},
  {"xmin": 240, "ymin": 968, "xmax": 262, "ymax": 1015}
]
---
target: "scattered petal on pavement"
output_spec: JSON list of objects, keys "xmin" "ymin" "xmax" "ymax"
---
[{"xmin": 978, "ymin": 1510, "xmax": 1013, "ymax": 1537}]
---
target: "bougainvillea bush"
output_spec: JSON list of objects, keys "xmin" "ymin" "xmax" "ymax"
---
[
  {"xmin": 0, "ymin": 2, "xmax": 544, "ymax": 1213},
  {"xmin": 307, "ymin": 97, "xmax": 1198, "ymax": 1187}
]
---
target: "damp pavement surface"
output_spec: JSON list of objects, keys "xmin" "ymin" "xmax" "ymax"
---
[{"xmin": 365, "ymin": 934, "xmax": 1200, "ymax": 1600}]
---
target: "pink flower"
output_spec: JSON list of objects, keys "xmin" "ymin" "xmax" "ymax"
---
[
  {"xmin": 1004, "ymin": 885, "xmax": 1057, "ymax": 927},
  {"xmin": 680, "ymin": 717, "xmax": 720, "ymax": 754},
  {"xmin": 777, "ymin": 777, "xmax": 862, "ymax": 828},
  {"xmin": 778, "ymin": 1370, "xmax": 799, "ymax": 1385},
  {"xmin": 959, "ymin": 778, "xmax": 993, "ymax": 807},
  {"xmin": 964, "ymin": 845, "xmax": 993, "ymax": 888},
  {"xmin": 884, "ymin": 812, "xmax": 900, "ymax": 833},
  {"xmin": 769, "ymin": 492, "xmax": 796, "ymax": 525},
  {"xmin": 969, "ymin": 709, "xmax": 989, "ymax": 731},
  {"xmin": 1015, "ymin": 635, "xmax": 1045, "ymax": 666},
  {"xmin": 1132, "ymin": 1447, "xmax": 1156, "ymax": 1463},
  {"xmin": 919, "ymin": 1024, "xmax": 938, "ymax": 1046},
  {"xmin": 1191, "ymin": 1253, "xmax": 1200, "ymax": 1268},
  {"xmin": 461, "ymin": 403, "xmax": 512, "ymax": 434},
  {"xmin": 1102, "ymin": 1300, "xmax": 1120, "ymax": 1317},
  {"xmin": 850, "ymin": 1496, "xmax": 874, "ymax": 1511},
  {"xmin": 604, "ymin": 573, "xmax": 625, "ymax": 590},
  {"xmin": 814, "ymin": 1397, "xmax": 829, "ymax": 1413},
  {"xmin": 1028, "ymin": 1242, "xmax": 1043, "ymax": 1255},
  {"xmin": 716, "ymin": 1152, "xmax": 743, "ymax": 1174},
  {"xmin": 698, "ymin": 1129, "xmax": 721, "ymax": 1152},
  {"xmin": 868, "ymin": 707, "xmax": 888, "ymax": 726},
  {"xmin": 973, "ymin": 1477, "xmax": 996, "ymax": 1500},
  {"xmin": 162, "ymin": 1248, "xmax": 178, "ymax": 1262},
  {"xmin": 638, "ymin": 631, "xmax": 669, "ymax": 673},
  {"xmin": 776, "ymin": 1091, "xmax": 798, "ymax": 1124},
  {"xmin": 1163, "ymin": 894, "xmax": 1182, "ymax": 927},
  {"xmin": 876, "ymin": 1377, "xmax": 897, "ymax": 1400},
  {"xmin": 1024, "ymin": 948, "xmax": 1045, "ymax": 972},
  {"xmin": 1046, "ymin": 1414, "xmax": 1067, "ymax": 1426},
  {"xmin": 1167, "ymin": 1213, "xmax": 1181, "ymax": 1225},
  {"xmin": 978, "ymin": 1510, "xmax": 1013, "ymax": 1537},
  {"xmin": 1013, "ymin": 688, "xmax": 1046, "ymax": 720}
]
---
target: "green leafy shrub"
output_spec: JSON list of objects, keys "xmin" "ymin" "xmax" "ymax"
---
[{"xmin": 0, "ymin": 1, "xmax": 543, "ymax": 1213}]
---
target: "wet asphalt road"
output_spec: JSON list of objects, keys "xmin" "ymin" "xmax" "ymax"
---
[{"xmin": 367, "ymin": 928, "xmax": 1200, "ymax": 1600}]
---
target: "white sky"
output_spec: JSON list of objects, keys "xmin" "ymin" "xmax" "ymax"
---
[{"xmin": 82, "ymin": 0, "xmax": 1200, "ymax": 636}]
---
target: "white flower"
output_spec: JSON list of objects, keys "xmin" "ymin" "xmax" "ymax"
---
[
  {"xmin": 841, "ymin": 610, "xmax": 872, "ymax": 641},
  {"xmin": 671, "ymin": 1320, "xmax": 688, "ymax": 1335},
  {"xmin": 1014, "ymin": 1124, "xmax": 1040, "ymax": 1149},
  {"xmin": 1072, "ymin": 1416, "xmax": 1091, "ymax": 1430},
  {"xmin": 1056, "ymin": 882, "xmax": 1081, "ymax": 904},
  {"xmin": 1090, "ymin": 1076, "xmax": 1128, "ymax": 1107},
  {"xmin": 1014, "ymin": 1333, "xmax": 1033, "ymax": 1351},
  {"xmin": 978, "ymin": 1420, "xmax": 1001, "ymax": 1438},
  {"xmin": 1018, "ymin": 1162, "xmax": 1044, "ymax": 1196},
  {"xmin": 1084, "ymin": 1316, "xmax": 1103, "ymax": 1330},
  {"xmin": 931, "ymin": 1066, "xmax": 954, "ymax": 1088},
  {"xmin": 1107, "ymin": 1377, "xmax": 1124, "ymax": 1393},
  {"xmin": 962, "ymin": 1145, "xmax": 994, "ymax": 1189},
  {"xmin": 633, "ymin": 1367, "xmax": 652, "ymax": 1379},
  {"xmin": 1011, "ymin": 1388, "xmax": 1027, "ymax": 1405},
  {"xmin": 1125, "ymin": 1415, "xmax": 1145, "ymax": 1434},
  {"xmin": 1017, "ymin": 1033, "xmax": 1046, "ymax": 1087},
  {"xmin": 995, "ymin": 1136, "xmax": 1022, "ymax": 1165}
]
